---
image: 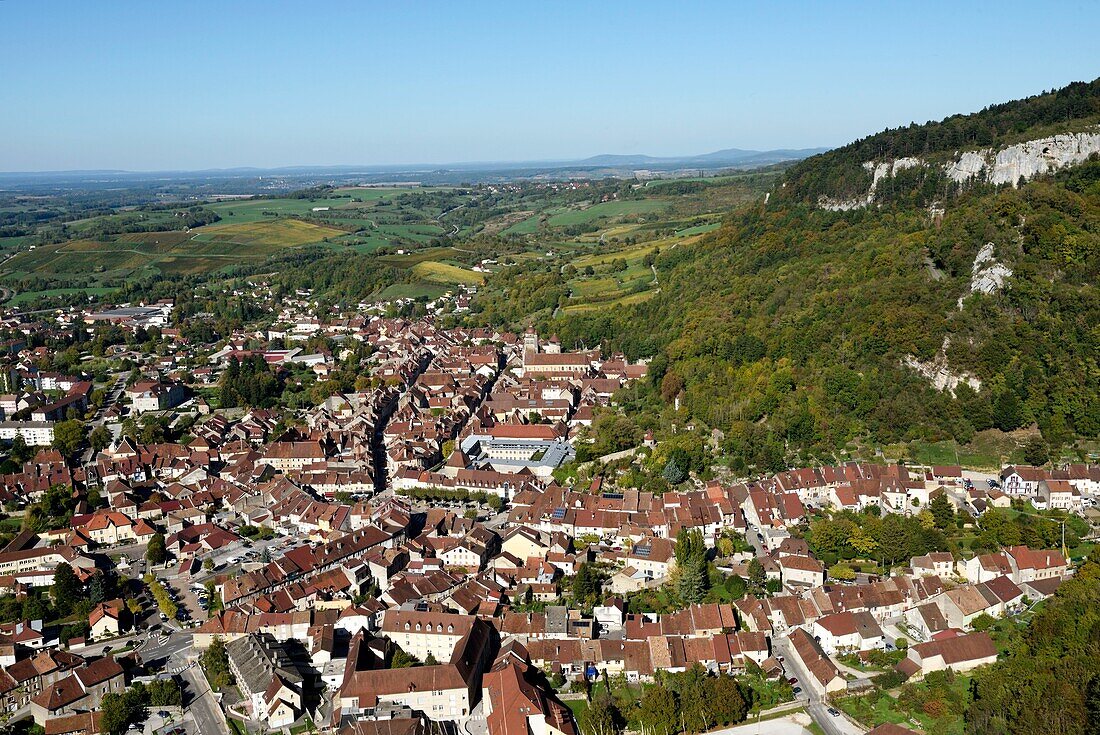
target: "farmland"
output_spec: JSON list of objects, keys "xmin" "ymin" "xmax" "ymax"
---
[{"xmin": 0, "ymin": 170, "xmax": 780, "ymax": 309}]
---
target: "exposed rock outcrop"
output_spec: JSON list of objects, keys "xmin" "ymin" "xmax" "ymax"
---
[
  {"xmin": 903, "ymin": 337, "xmax": 981, "ymax": 396},
  {"xmin": 947, "ymin": 130, "xmax": 1100, "ymax": 186},
  {"xmin": 958, "ymin": 242, "xmax": 1012, "ymax": 308},
  {"xmin": 821, "ymin": 128, "xmax": 1100, "ymax": 210}
]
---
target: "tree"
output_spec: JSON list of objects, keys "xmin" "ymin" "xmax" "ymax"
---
[
  {"xmin": 1022, "ymin": 436, "xmax": 1050, "ymax": 466},
  {"xmin": 930, "ymin": 494, "xmax": 955, "ymax": 530},
  {"xmin": 747, "ymin": 558, "xmax": 766, "ymax": 594},
  {"xmin": 637, "ymin": 683, "xmax": 678, "ymax": 735},
  {"xmin": 707, "ymin": 673, "xmax": 749, "ymax": 726},
  {"xmin": 51, "ymin": 420, "xmax": 85, "ymax": 457},
  {"xmin": 993, "ymin": 391, "xmax": 1025, "ymax": 432},
  {"xmin": 9, "ymin": 433, "xmax": 32, "ymax": 463},
  {"xmin": 573, "ymin": 562, "xmax": 600, "ymax": 602},
  {"xmin": 146, "ymin": 532, "xmax": 167, "ymax": 566},
  {"xmin": 390, "ymin": 649, "xmax": 420, "ymax": 668},
  {"xmin": 675, "ymin": 528, "xmax": 709, "ymax": 603},
  {"xmin": 828, "ymin": 563, "xmax": 856, "ymax": 581},
  {"xmin": 848, "ymin": 526, "xmax": 879, "ymax": 557},
  {"xmin": 200, "ymin": 637, "xmax": 233, "ymax": 690},
  {"xmin": 51, "ymin": 562, "xmax": 82, "ymax": 615},
  {"xmin": 579, "ymin": 692, "xmax": 622, "ymax": 735},
  {"xmin": 89, "ymin": 425, "xmax": 113, "ymax": 453},
  {"xmin": 100, "ymin": 692, "xmax": 131, "ymax": 735}
]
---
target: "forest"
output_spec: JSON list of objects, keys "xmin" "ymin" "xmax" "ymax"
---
[{"xmin": 503, "ymin": 128, "xmax": 1100, "ymax": 471}]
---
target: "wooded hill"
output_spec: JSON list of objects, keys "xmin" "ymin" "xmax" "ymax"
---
[{"xmin": 531, "ymin": 79, "xmax": 1100, "ymax": 470}]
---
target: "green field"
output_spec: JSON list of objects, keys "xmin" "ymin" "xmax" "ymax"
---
[
  {"xmin": 501, "ymin": 214, "xmax": 542, "ymax": 235},
  {"xmin": 7, "ymin": 286, "xmax": 117, "ymax": 307},
  {"xmin": 195, "ymin": 219, "xmax": 346, "ymax": 247},
  {"xmin": 411, "ymin": 261, "xmax": 485, "ymax": 285},
  {"xmin": 0, "ymin": 219, "xmax": 347, "ymax": 283},
  {"xmin": 376, "ymin": 282, "xmax": 449, "ymax": 301},
  {"xmin": 546, "ymin": 199, "xmax": 671, "ymax": 226}
]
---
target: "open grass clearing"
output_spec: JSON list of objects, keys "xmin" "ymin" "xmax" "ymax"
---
[
  {"xmin": 546, "ymin": 198, "xmax": 671, "ymax": 226},
  {"xmin": 411, "ymin": 261, "xmax": 485, "ymax": 285},
  {"xmin": 195, "ymin": 218, "xmax": 346, "ymax": 247}
]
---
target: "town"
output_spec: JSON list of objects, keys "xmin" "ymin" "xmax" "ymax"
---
[{"xmin": 0, "ymin": 284, "xmax": 1092, "ymax": 735}]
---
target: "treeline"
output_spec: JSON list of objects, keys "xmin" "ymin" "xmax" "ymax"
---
[
  {"xmin": 964, "ymin": 549, "xmax": 1100, "ymax": 734},
  {"xmin": 782, "ymin": 77, "xmax": 1100, "ymax": 203}
]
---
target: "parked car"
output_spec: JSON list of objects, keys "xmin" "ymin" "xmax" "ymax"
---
[
  {"xmin": 827, "ymin": 708, "xmax": 840, "ymax": 717},
  {"xmin": 793, "ymin": 687, "xmax": 802, "ymax": 695}
]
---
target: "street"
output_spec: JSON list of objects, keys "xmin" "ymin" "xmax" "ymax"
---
[
  {"xmin": 181, "ymin": 664, "xmax": 231, "ymax": 735},
  {"xmin": 772, "ymin": 636, "xmax": 866, "ymax": 735}
]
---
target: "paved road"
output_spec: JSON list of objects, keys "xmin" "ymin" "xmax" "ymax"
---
[
  {"xmin": 182, "ymin": 664, "xmax": 230, "ymax": 735},
  {"xmin": 772, "ymin": 636, "xmax": 866, "ymax": 735},
  {"xmin": 140, "ymin": 628, "xmax": 194, "ymax": 666}
]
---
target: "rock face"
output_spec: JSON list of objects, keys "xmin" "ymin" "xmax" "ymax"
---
[
  {"xmin": 821, "ymin": 128, "xmax": 1100, "ymax": 210},
  {"xmin": 949, "ymin": 131, "xmax": 1100, "ymax": 186},
  {"xmin": 958, "ymin": 242, "xmax": 1012, "ymax": 308},
  {"xmin": 820, "ymin": 157, "xmax": 925, "ymax": 211},
  {"xmin": 903, "ymin": 337, "xmax": 981, "ymax": 396}
]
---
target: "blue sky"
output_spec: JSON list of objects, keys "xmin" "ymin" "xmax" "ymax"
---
[{"xmin": 1, "ymin": 1, "xmax": 1097, "ymax": 171}]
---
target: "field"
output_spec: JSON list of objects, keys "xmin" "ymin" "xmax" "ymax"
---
[
  {"xmin": 546, "ymin": 199, "xmax": 671, "ymax": 227},
  {"xmin": 410, "ymin": 261, "xmax": 485, "ymax": 286},
  {"xmin": 0, "ymin": 219, "xmax": 346, "ymax": 285},
  {"xmin": 8, "ymin": 287, "xmax": 117, "ymax": 307},
  {"xmin": 194, "ymin": 219, "xmax": 346, "ymax": 247}
]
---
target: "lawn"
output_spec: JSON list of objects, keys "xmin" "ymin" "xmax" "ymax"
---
[
  {"xmin": 835, "ymin": 672, "xmax": 971, "ymax": 735},
  {"xmin": 376, "ymin": 282, "xmax": 449, "ymax": 301},
  {"xmin": 561, "ymin": 288, "xmax": 657, "ymax": 314},
  {"xmin": 376, "ymin": 247, "xmax": 465, "ymax": 267}
]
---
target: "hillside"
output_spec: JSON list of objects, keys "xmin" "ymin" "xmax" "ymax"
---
[{"xmin": 530, "ymin": 78, "xmax": 1100, "ymax": 470}]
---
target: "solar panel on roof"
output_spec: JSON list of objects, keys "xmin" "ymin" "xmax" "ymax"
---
[
  {"xmin": 601, "ymin": 492, "xmax": 624, "ymax": 500},
  {"xmin": 634, "ymin": 545, "xmax": 651, "ymax": 557},
  {"xmin": 551, "ymin": 507, "xmax": 567, "ymax": 520}
]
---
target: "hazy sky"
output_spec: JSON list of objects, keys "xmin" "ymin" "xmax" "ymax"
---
[{"xmin": 2, "ymin": 0, "xmax": 1097, "ymax": 172}]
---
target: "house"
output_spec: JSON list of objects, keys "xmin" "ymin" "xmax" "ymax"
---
[
  {"xmin": 898, "ymin": 631, "xmax": 997, "ymax": 679},
  {"xmin": 1037, "ymin": 480, "xmax": 1082, "ymax": 512},
  {"xmin": 999, "ymin": 466, "xmax": 1047, "ymax": 496},
  {"xmin": 1004, "ymin": 545, "xmax": 1067, "ymax": 584},
  {"xmin": 788, "ymin": 628, "xmax": 846, "ymax": 693},
  {"xmin": 88, "ymin": 600, "xmax": 127, "ymax": 641},
  {"xmin": 379, "ymin": 610, "xmax": 476, "ymax": 664},
  {"xmin": 126, "ymin": 381, "xmax": 186, "ymax": 415},
  {"xmin": 338, "ymin": 622, "xmax": 493, "ymax": 723},
  {"xmin": 482, "ymin": 654, "xmax": 578, "ymax": 735},
  {"xmin": 957, "ymin": 552, "xmax": 1013, "ymax": 584},
  {"xmin": 226, "ymin": 634, "xmax": 303, "ymax": 729},
  {"xmin": 777, "ymin": 554, "xmax": 824, "ymax": 587},
  {"xmin": 810, "ymin": 611, "xmax": 885, "ymax": 654},
  {"xmin": 30, "ymin": 657, "xmax": 125, "ymax": 724},
  {"xmin": 902, "ymin": 603, "xmax": 950, "ymax": 643},
  {"xmin": 910, "ymin": 552, "xmax": 953, "ymax": 578}
]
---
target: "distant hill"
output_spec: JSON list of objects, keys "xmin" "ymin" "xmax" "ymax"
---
[
  {"xmin": 544, "ymin": 77, "xmax": 1100, "ymax": 472},
  {"xmin": 574, "ymin": 147, "xmax": 827, "ymax": 168}
]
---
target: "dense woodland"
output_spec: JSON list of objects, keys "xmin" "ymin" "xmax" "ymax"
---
[
  {"xmin": 511, "ymin": 128, "xmax": 1100, "ymax": 471},
  {"xmin": 781, "ymin": 78, "xmax": 1100, "ymax": 204}
]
